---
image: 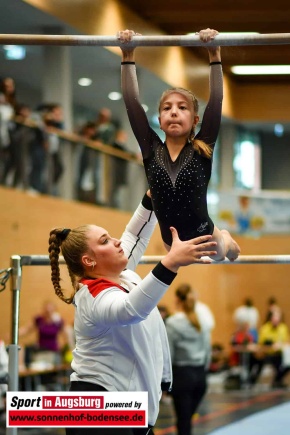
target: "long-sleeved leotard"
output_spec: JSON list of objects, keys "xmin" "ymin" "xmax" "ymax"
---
[{"xmin": 122, "ymin": 62, "xmax": 223, "ymax": 246}]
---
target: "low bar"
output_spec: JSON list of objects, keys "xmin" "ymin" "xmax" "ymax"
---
[
  {"xmin": 139, "ymin": 255, "xmax": 290, "ymax": 265},
  {"xmin": 14, "ymin": 254, "xmax": 290, "ymax": 266},
  {"xmin": 1, "ymin": 33, "xmax": 290, "ymax": 47}
]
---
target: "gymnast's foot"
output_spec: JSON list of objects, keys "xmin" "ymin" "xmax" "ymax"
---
[{"xmin": 226, "ymin": 237, "xmax": 241, "ymax": 262}]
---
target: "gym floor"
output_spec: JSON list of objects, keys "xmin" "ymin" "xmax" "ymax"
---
[
  {"xmin": 2, "ymin": 385, "xmax": 290, "ymax": 435},
  {"xmin": 155, "ymin": 387, "xmax": 290, "ymax": 435}
]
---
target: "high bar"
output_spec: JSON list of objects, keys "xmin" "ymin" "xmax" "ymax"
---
[
  {"xmin": 1, "ymin": 33, "xmax": 290, "ymax": 47},
  {"xmin": 17, "ymin": 254, "xmax": 290, "ymax": 266}
]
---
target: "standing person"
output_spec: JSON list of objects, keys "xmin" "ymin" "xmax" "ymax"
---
[
  {"xmin": 1, "ymin": 103, "xmax": 31, "ymax": 188},
  {"xmin": 110, "ymin": 129, "xmax": 131, "ymax": 208},
  {"xmin": 94, "ymin": 107, "xmax": 116, "ymax": 205},
  {"xmin": 233, "ymin": 297, "xmax": 260, "ymax": 342},
  {"xmin": 28, "ymin": 112, "xmax": 47, "ymax": 194},
  {"xmin": 95, "ymin": 107, "xmax": 116, "ymax": 145},
  {"xmin": 118, "ymin": 28, "xmax": 240, "ymax": 262},
  {"xmin": 0, "ymin": 77, "xmax": 17, "ymax": 182},
  {"xmin": 19, "ymin": 299, "xmax": 69, "ymax": 390},
  {"xmin": 19, "ymin": 300, "xmax": 69, "ymax": 389},
  {"xmin": 48, "ymin": 191, "xmax": 217, "ymax": 435},
  {"xmin": 19, "ymin": 300, "xmax": 65, "ymax": 358},
  {"xmin": 177, "ymin": 283, "xmax": 215, "ymax": 332},
  {"xmin": 42, "ymin": 103, "xmax": 64, "ymax": 194},
  {"xmin": 1, "ymin": 104, "xmax": 46, "ymax": 192},
  {"xmin": 166, "ymin": 284, "xmax": 212, "ymax": 435},
  {"xmin": 76, "ymin": 121, "xmax": 98, "ymax": 202}
]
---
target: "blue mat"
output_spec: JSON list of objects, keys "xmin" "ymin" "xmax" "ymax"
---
[{"xmin": 209, "ymin": 402, "xmax": 290, "ymax": 435}]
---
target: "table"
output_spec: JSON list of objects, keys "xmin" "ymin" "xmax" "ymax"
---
[{"xmin": 19, "ymin": 363, "xmax": 71, "ymax": 391}]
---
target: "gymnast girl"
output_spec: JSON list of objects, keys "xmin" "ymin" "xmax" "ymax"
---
[{"xmin": 118, "ymin": 28, "xmax": 240, "ymax": 261}]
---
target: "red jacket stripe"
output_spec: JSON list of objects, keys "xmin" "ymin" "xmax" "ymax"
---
[{"xmin": 80, "ymin": 278, "xmax": 126, "ymax": 298}]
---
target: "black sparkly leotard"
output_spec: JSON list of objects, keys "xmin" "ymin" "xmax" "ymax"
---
[{"xmin": 122, "ymin": 63, "xmax": 223, "ymax": 246}]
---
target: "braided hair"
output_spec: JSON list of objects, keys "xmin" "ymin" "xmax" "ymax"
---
[
  {"xmin": 48, "ymin": 225, "xmax": 90, "ymax": 304},
  {"xmin": 175, "ymin": 283, "xmax": 201, "ymax": 331}
]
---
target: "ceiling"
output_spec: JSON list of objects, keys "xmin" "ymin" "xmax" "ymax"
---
[
  {"xmin": 0, "ymin": 0, "xmax": 290, "ymax": 133},
  {"xmin": 120, "ymin": 0, "xmax": 290, "ymax": 84}
]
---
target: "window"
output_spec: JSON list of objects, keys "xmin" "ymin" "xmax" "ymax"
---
[{"xmin": 233, "ymin": 130, "xmax": 261, "ymax": 190}]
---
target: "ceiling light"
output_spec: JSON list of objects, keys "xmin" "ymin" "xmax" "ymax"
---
[
  {"xmin": 78, "ymin": 78, "xmax": 92, "ymax": 86},
  {"xmin": 274, "ymin": 124, "xmax": 284, "ymax": 137},
  {"xmin": 4, "ymin": 45, "xmax": 26, "ymax": 60},
  {"xmin": 108, "ymin": 91, "xmax": 122, "ymax": 101},
  {"xmin": 231, "ymin": 65, "xmax": 290, "ymax": 75}
]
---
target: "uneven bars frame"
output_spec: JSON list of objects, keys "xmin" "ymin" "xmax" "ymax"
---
[
  {"xmin": 6, "ymin": 252, "xmax": 290, "ymax": 435},
  {"xmin": 18, "ymin": 254, "xmax": 290, "ymax": 266},
  {"xmin": 1, "ymin": 33, "xmax": 290, "ymax": 47}
]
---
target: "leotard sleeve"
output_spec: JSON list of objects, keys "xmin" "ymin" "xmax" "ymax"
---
[
  {"xmin": 121, "ymin": 63, "xmax": 155, "ymax": 160},
  {"xmin": 195, "ymin": 63, "xmax": 223, "ymax": 148}
]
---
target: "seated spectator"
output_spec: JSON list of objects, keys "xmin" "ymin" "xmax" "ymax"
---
[
  {"xmin": 209, "ymin": 343, "xmax": 229, "ymax": 373},
  {"xmin": 62, "ymin": 322, "xmax": 75, "ymax": 364},
  {"xmin": 229, "ymin": 320, "xmax": 257, "ymax": 368},
  {"xmin": 249, "ymin": 309, "xmax": 290, "ymax": 388},
  {"xmin": 264, "ymin": 296, "xmax": 283, "ymax": 323}
]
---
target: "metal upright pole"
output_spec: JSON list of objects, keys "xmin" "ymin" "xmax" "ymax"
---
[{"xmin": 7, "ymin": 255, "xmax": 22, "ymax": 435}]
